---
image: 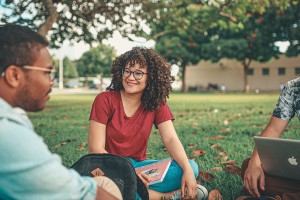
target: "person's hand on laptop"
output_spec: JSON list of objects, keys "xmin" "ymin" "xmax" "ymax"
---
[
  {"xmin": 243, "ymin": 155, "xmax": 265, "ymax": 197},
  {"xmin": 243, "ymin": 117, "xmax": 288, "ymax": 197}
]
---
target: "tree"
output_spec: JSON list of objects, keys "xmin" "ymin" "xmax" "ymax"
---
[
  {"xmin": 149, "ymin": 1, "xmax": 250, "ymax": 91},
  {"xmin": 150, "ymin": 2, "xmax": 211, "ymax": 91},
  {"xmin": 76, "ymin": 44, "xmax": 116, "ymax": 77},
  {"xmin": 63, "ymin": 57, "xmax": 78, "ymax": 78},
  {"xmin": 0, "ymin": 0, "xmax": 164, "ymax": 47},
  {"xmin": 149, "ymin": 0, "xmax": 298, "ymax": 92},
  {"xmin": 200, "ymin": 1, "xmax": 300, "ymax": 92},
  {"xmin": 155, "ymin": 35, "xmax": 204, "ymax": 92}
]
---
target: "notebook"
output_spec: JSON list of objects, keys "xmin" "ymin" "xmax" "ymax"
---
[
  {"xmin": 135, "ymin": 158, "xmax": 172, "ymax": 185},
  {"xmin": 253, "ymin": 136, "xmax": 300, "ymax": 180}
]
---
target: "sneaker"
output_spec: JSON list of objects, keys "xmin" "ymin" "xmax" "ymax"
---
[
  {"xmin": 169, "ymin": 184, "xmax": 208, "ymax": 200},
  {"xmin": 197, "ymin": 184, "xmax": 208, "ymax": 200}
]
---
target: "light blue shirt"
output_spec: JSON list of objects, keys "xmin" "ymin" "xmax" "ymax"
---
[{"xmin": 0, "ymin": 98, "xmax": 97, "ymax": 200}]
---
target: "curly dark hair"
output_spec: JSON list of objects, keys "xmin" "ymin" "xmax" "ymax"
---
[
  {"xmin": 107, "ymin": 46, "xmax": 174, "ymax": 111},
  {"xmin": 0, "ymin": 24, "xmax": 48, "ymax": 71}
]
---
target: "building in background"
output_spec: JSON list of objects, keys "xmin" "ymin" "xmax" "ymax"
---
[{"xmin": 185, "ymin": 55, "xmax": 300, "ymax": 92}]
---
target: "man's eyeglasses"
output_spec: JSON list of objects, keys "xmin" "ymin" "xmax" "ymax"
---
[
  {"xmin": 22, "ymin": 65, "xmax": 56, "ymax": 81},
  {"xmin": 122, "ymin": 68, "xmax": 148, "ymax": 80}
]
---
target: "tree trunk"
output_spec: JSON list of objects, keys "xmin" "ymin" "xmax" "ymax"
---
[
  {"xmin": 181, "ymin": 63, "xmax": 186, "ymax": 92},
  {"xmin": 37, "ymin": 0, "xmax": 58, "ymax": 37},
  {"xmin": 242, "ymin": 58, "xmax": 252, "ymax": 93},
  {"xmin": 98, "ymin": 74, "xmax": 104, "ymax": 92}
]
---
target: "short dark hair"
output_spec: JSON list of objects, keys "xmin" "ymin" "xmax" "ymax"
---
[
  {"xmin": 0, "ymin": 24, "xmax": 49, "ymax": 71},
  {"xmin": 108, "ymin": 46, "xmax": 174, "ymax": 111}
]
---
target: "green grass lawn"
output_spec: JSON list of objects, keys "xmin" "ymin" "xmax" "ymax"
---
[{"xmin": 28, "ymin": 92, "xmax": 300, "ymax": 199}]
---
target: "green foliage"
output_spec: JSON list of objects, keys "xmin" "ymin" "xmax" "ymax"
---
[
  {"xmin": 200, "ymin": 39, "xmax": 247, "ymax": 62},
  {"xmin": 76, "ymin": 44, "xmax": 116, "ymax": 77},
  {"xmin": 29, "ymin": 93, "xmax": 300, "ymax": 199},
  {"xmin": 52, "ymin": 56, "xmax": 78, "ymax": 78},
  {"xmin": 201, "ymin": 4, "xmax": 298, "ymax": 63},
  {"xmin": 0, "ymin": 1, "xmax": 164, "ymax": 48},
  {"xmin": 150, "ymin": 1, "xmax": 300, "ymax": 92},
  {"xmin": 63, "ymin": 57, "xmax": 78, "ymax": 78},
  {"xmin": 52, "ymin": 57, "xmax": 59, "ymax": 79},
  {"xmin": 155, "ymin": 36, "xmax": 202, "ymax": 65}
]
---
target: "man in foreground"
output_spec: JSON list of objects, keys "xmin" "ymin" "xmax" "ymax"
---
[{"xmin": 0, "ymin": 24, "xmax": 122, "ymax": 200}]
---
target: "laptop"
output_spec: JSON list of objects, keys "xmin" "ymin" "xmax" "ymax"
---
[{"xmin": 253, "ymin": 136, "xmax": 300, "ymax": 180}]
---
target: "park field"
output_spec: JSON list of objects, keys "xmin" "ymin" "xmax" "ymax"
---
[{"xmin": 29, "ymin": 93, "xmax": 300, "ymax": 199}]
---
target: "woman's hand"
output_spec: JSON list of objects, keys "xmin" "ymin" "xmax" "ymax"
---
[
  {"xmin": 180, "ymin": 169, "xmax": 197, "ymax": 199},
  {"xmin": 137, "ymin": 173, "xmax": 151, "ymax": 189}
]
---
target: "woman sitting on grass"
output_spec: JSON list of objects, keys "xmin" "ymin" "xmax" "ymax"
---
[{"xmin": 88, "ymin": 47, "xmax": 208, "ymax": 200}]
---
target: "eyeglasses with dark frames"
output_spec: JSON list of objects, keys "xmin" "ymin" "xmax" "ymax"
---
[{"xmin": 122, "ymin": 68, "xmax": 148, "ymax": 80}]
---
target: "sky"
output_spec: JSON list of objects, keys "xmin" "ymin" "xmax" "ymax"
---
[{"xmin": 49, "ymin": 31, "xmax": 155, "ymax": 60}]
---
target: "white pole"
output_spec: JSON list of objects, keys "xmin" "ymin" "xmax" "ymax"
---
[{"xmin": 59, "ymin": 56, "xmax": 63, "ymax": 89}]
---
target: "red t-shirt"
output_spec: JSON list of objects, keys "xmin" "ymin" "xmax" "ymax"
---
[{"xmin": 89, "ymin": 90, "xmax": 174, "ymax": 161}]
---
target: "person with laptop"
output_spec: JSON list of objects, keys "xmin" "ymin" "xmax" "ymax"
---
[
  {"xmin": 0, "ymin": 24, "xmax": 122, "ymax": 200},
  {"xmin": 240, "ymin": 78, "xmax": 300, "ymax": 199}
]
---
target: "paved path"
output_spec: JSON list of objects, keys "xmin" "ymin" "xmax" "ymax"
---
[{"xmin": 51, "ymin": 88, "xmax": 102, "ymax": 95}]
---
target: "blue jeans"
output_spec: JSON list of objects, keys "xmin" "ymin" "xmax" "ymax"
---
[{"xmin": 130, "ymin": 158, "xmax": 199, "ymax": 193}]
